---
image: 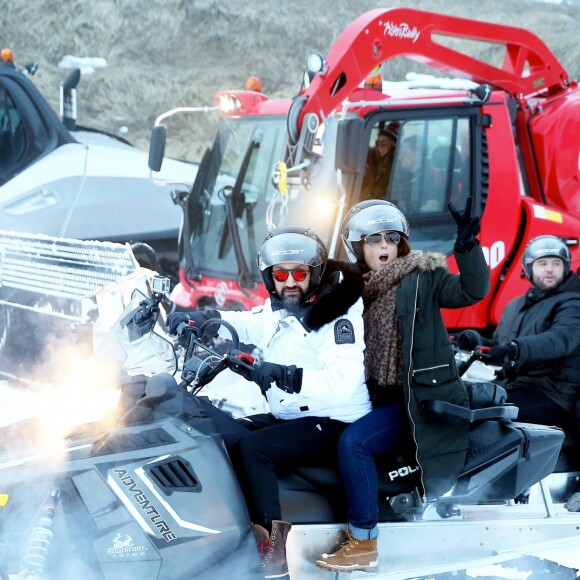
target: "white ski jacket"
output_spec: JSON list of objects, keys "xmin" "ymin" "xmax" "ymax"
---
[{"xmin": 219, "ymin": 260, "xmax": 371, "ymax": 422}]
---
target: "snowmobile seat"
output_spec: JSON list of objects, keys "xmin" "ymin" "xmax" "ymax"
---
[
  {"xmin": 284, "ymin": 383, "xmax": 514, "ymax": 512},
  {"xmin": 441, "ymin": 416, "xmax": 563, "ymax": 507},
  {"xmin": 281, "ymin": 401, "xmax": 564, "ymax": 524},
  {"xmin": 409, "ymin": 400, "xmax": 563, "ymax": 508}
]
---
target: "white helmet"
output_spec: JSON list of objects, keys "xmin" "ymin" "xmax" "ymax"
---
[{"xmin": 341, "ymin": 200, "xmax": 409, "ymax": 263}]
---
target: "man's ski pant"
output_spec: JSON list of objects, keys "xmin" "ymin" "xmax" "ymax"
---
[{"xmin": 196, "ymin": 397, "xmax": 347, "ymax": 528}]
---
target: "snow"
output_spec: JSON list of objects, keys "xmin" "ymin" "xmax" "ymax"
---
[
  {"xmin": 58, "ymin": 55, "xmax": 107, "ymax": 75},
  {"xmin": 520, "ymin": 0, "xmax": 580, "ymax": 4},
  {"xmin": 0, "ymin": 381, "xmax": 36, "ymax": 428}
]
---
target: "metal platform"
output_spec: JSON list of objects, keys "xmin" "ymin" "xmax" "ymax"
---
[{"xmin": 287, "ymin": 498, "xmax": 580, "ymax": 579}]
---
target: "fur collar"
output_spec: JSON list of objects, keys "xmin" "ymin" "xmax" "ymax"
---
[
  {"xmin": 361, "ymin": 250, "xmax": 448, "ymax": 276},
  {"xmin": 419, "ymin": 251, "xmax": 448, "ymax": 272},
  {"xmin": 271, "ymin": 259, "xmax": 364, "ymax": 331}
]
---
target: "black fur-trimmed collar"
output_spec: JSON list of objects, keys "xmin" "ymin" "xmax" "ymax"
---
[{"xmin": 270, "ymin": 259, "xmax": 364, "ymax": 331}]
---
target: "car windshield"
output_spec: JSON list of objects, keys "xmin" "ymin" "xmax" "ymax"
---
[
  {"xmin": 186, "ymin": 116, "xmax": 287, "ymax": 281},
  {"xmin": 186, "ymin": 112, "xmax": 475, "ymax": 282}
]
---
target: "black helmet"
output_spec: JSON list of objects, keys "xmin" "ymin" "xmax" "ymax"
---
[
  {"xmin": 258, "ymin": 225, "xmax": 328, "ymax": 294},
  {"xmin": 341, "ymin": 200, "xmax": 409, "ymax": 263},
  {"xmin": 522, "ymin": 235, "xmax": 571, "ymax": 281}
]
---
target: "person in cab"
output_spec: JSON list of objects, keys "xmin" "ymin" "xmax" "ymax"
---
[{"xmin": 361, "ymin": 124, "xmax": 399, "ymax": 201}]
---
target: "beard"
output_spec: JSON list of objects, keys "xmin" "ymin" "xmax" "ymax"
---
[
  {"xmin": 280, "ymin": 287, "xmax": 306, "ymax": 313},
  {"xmin": 533, "ymin": 273, "xmax": 564, "ymax": 292}
]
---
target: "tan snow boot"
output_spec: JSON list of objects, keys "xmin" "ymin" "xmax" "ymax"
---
[
  {"xmin": 316, "ymin": 528, "xmax": 378, "ymax": 573},
  {"xmin": 252, "ymin": 520, "xmax": 292, "ymax": 578}
]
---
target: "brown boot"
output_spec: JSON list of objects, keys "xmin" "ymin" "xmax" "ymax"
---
[
  {"xmin": 252, "ymin": 520, "xmax": 292, "ymax": 578},
  {"xmin": 316, "ymin": 528, "xmax": 378, "ymax": 573},
  {"xmin": 252, "ymin": 523, "xmax": 271, "ymax": 564}
]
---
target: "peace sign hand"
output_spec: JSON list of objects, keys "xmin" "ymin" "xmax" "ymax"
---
[{"xmin": 448, "ymin": 196, "xmax": 480, "ymax": 253}]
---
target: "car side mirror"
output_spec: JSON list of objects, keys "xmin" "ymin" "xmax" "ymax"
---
[
  {"xmin": 148, "ymin": 125, "xmax": 167, "ymax": 172},
  {"xmin": 335, "ymin": 118, "xmax": 366, "ymax": 174}
]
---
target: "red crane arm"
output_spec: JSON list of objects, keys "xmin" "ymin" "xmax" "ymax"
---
[{"xmin": 298, "ymin": 8, "xmax": 569, "ymax": 127}]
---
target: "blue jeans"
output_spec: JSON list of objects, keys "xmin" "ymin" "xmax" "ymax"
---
[{"xmin": 338, "ymin": 403, "xmax": 406, "ymax": 540}]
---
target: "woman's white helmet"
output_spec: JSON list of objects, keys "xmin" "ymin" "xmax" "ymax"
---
[
  {"xmin": 522, "ymin": 235, "xmax": 571, "ymax": 280},
  {"xmin": 341, "ymin": 200, "xmax": 409, "ymax": 263}
]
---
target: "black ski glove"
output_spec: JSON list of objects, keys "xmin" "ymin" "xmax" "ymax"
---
[
  {"xmin": 456, "ymin": 329, "xmax": 493, "ymax": 351},
  {"xmin": 448, "ymin": 196, "xmax": 480, "ymax": 254},
  {"xmin": 488, "ymin": 342, "xmax": 518, "ymax": 365},
  {"xmin": 167, "ymin": 312, "xmax": 190, "ymax": 334},
  {"xmin": 244, "ymin": 362, "xmax": 303, "ymax": 395},
  {"xmin": 167, "ymin": 309, "xmax": 221, "ymax": 336}
]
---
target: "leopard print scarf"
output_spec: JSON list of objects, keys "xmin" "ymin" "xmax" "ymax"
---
[{"xmin": 363, "ymin": 250, "xmax": 424, "ymax": 405}]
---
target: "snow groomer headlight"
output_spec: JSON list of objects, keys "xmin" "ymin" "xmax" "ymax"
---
[{"xmin": 218, "ymin": 93, "xmax": 242, "ymax": 114}]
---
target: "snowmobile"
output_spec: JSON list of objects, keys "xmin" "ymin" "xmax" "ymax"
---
[{"xmin": 0, "ymin": 294, "xmax": 579, "ymax": 579}]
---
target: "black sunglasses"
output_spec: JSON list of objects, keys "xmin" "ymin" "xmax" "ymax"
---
[{"xmin": 363, "ymin": 232, "xmax": 401, "ymax": 246}]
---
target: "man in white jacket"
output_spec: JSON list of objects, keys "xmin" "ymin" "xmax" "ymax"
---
[{"xmin": 168, "ymin": 225, "xmax": 371, "ymax": 578}]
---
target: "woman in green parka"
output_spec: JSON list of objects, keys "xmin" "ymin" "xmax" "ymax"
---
[{"xmin": 316, "ymin": 198, "xmax": 490, "ymax": 573}]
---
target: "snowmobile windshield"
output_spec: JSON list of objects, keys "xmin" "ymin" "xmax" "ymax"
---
[{"xmin": 186, "ymin": 115, "xmax": 287, "ymax": 282}]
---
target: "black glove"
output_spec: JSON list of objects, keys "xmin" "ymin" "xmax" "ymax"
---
[
  {"xmin": 167, "ymin": 312, "xmax": 190, "ymax": 334},
  {"xmin": 456, "ymin": 329, "xmax": 493, "ymax": 351},
  {"xmin": 488, "ymin": 342, "xmax": 518, "ymax": 365},
  {"xmin": 167, "ymin": 309, "xmax": 221, "ymax": 335},
  {"xmin": 247, "ymin": 362, "xmax": 303, "ymax": 395},
  {"xmin": 448, "ymin": 196, "xmax": 480, "ymax": 253}
]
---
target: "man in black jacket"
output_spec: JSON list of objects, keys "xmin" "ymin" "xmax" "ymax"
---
[{"xmin": 458, "ymin": 235, "xmax": 580, "ymax": 432}]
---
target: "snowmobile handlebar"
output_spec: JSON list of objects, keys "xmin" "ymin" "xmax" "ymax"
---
[
  {"xmin": 453, "ymin": 345, "xmax": 493, "ymax": 376},
  {"xmin": 175, "ymin": 318, "xmax": 256, "ymax": 393}
]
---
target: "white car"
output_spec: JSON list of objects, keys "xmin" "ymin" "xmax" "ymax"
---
[{"xmin": 0, "ymin": 63, "xmax": 196, "ymax": 273}]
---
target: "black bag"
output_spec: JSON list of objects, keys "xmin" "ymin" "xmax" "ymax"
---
[{"xmin": 464, "ymin": 380, "xmax": 507, "ymax": 409}]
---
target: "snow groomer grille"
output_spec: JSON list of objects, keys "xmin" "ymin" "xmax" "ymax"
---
[
  {"xmin": 0, "ymin": 230, "xmax": 137, "ymax": 302},
  {"xmin": 148, "ymin": 458, "xmax": 201, "ymax": 494},
  {"xmin": 0, "ymin": 230, "xmax": 139, "ymax": 379}
]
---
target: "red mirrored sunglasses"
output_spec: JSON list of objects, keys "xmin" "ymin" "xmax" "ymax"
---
[{"xmin": 272, "ymin": 268, "xmax": 310, "ymax": 282}]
